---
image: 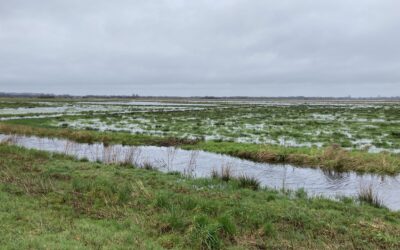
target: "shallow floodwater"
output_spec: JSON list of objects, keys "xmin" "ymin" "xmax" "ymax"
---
[
  {"xmin": 79, "ymin": 101, "xmax": 215, "ymax": 106},
  {"xmin": 1, "ymin": 134, "xmax": 399, "ymax": 210}
]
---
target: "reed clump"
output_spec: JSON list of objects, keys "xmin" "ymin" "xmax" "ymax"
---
[
  {"xmin": 358, "ymin": 184, "xmax": 384, "ymax": 208},
  {"xmin": 237, "ymin": 175, "xmax": 261, "ymax": 191},
  {"xmin": 210, "ymin": 165, "xmax": 233, "ymax": 182}
]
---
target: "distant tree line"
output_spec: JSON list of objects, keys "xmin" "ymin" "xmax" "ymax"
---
[
  {"xmin": 0, "ymin": 92, "xmax": 141, "ymax": 99},
  {"xmin": 0, "ymin": 92, "xmax": 399, "ymax": 100}
]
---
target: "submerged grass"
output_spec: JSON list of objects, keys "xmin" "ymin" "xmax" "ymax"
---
[
  {"xmin": 1, "ymin": 122, "xmax": 400, "ymax": 174},
  {"xmin": 0, "ymin": 144, "xmax": 399, "ymax": 249}
]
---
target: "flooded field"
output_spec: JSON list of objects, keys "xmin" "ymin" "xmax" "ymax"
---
[
  {"xmin": 0, "ymin": 101, "xmax": 209, "ymax": 119},
  {"xmin": 1, "ymin": 99, "xmax": 399, "ymax": 152},
  {"xmin": 2, "ymin": 133, "xmax": 400, "ymax": 210}
]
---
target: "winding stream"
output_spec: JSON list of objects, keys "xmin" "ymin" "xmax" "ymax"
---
[{"xmin": 1, "ymin": 134, "xmax": 399, "ymax": 210}]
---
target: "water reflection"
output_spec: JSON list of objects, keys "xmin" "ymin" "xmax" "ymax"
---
[{"xmin": 321, "ymin": 169, "xmax": 351, "ymax": 183}]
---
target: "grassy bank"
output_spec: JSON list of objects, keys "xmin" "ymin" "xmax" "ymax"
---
[
  {"xmin": 183, "ymin": 141, "xmax": 400, "ymax": 174},
  {"xmin": 1, "ymin": 122, "xmax": 400, "ymax": 174},
  {"xmin": 1, "ymin": 144, "xmax": 400, "ymax": 249}
]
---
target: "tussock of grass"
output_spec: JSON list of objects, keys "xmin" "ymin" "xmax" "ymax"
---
[
  {"xmin": 210, "ymin": 165, "xmax": 233, "ymax": 182},
  {"xmin": 211, "ymin": 168, "xmax": 219, "ymax": 179},
  {"xmin": 358, "ymin": 184, "xmax": 384, "ymax": 208},
  {"xmin": 141, "ymin": 161, "xmax": 158, "ymax": 171},
  {"xmin": 0, "ymin": 144, "xmax": 399, "ymax": 249},
  {"xmin": 237, "ymin": 175, "xmax": 261, "ymax": 191},
  {"xmin": 220, "ymin": 165, "xmax": 232, "ymax": 182}
]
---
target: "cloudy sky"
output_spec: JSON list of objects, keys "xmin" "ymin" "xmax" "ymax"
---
[{"xmin": 0, "ymin": 0, "xmax": 399, "ymax": 96}]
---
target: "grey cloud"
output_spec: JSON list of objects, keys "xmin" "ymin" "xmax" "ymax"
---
[{"xmin": 0, "ymin": 0, "xmax": 399, "ymax": 96}]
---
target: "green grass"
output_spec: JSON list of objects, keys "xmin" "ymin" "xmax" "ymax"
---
[
  {"xmin": 1, "ymin": 144, "xmax": 400, "ymax": 249},
  {"xmin": 0, "ymin": 101, "xmax": 51, "ymax": 109}
]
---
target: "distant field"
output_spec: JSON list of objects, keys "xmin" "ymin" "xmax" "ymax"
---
[{"xmin": 1, "ymin": 98, "xmax": 400, "ymax": 152}]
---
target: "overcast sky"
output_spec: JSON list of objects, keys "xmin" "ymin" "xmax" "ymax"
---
[{"xmin": 0, "ymin": 0, "xmax": 399, "ymax": 97}]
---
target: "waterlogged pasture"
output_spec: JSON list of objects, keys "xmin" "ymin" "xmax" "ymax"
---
[
  {"xmin": 48, "ymin": 102, "xmax": 400, "ymax": 153},
  {"xmin": 0, "ymin": 100, "xmax": 210, "ymax": 120}
]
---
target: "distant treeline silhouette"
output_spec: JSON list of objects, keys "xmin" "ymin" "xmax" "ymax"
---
[{"xmin": 0, "ymin": 92, "xmax": 399, "ymax": 100}]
